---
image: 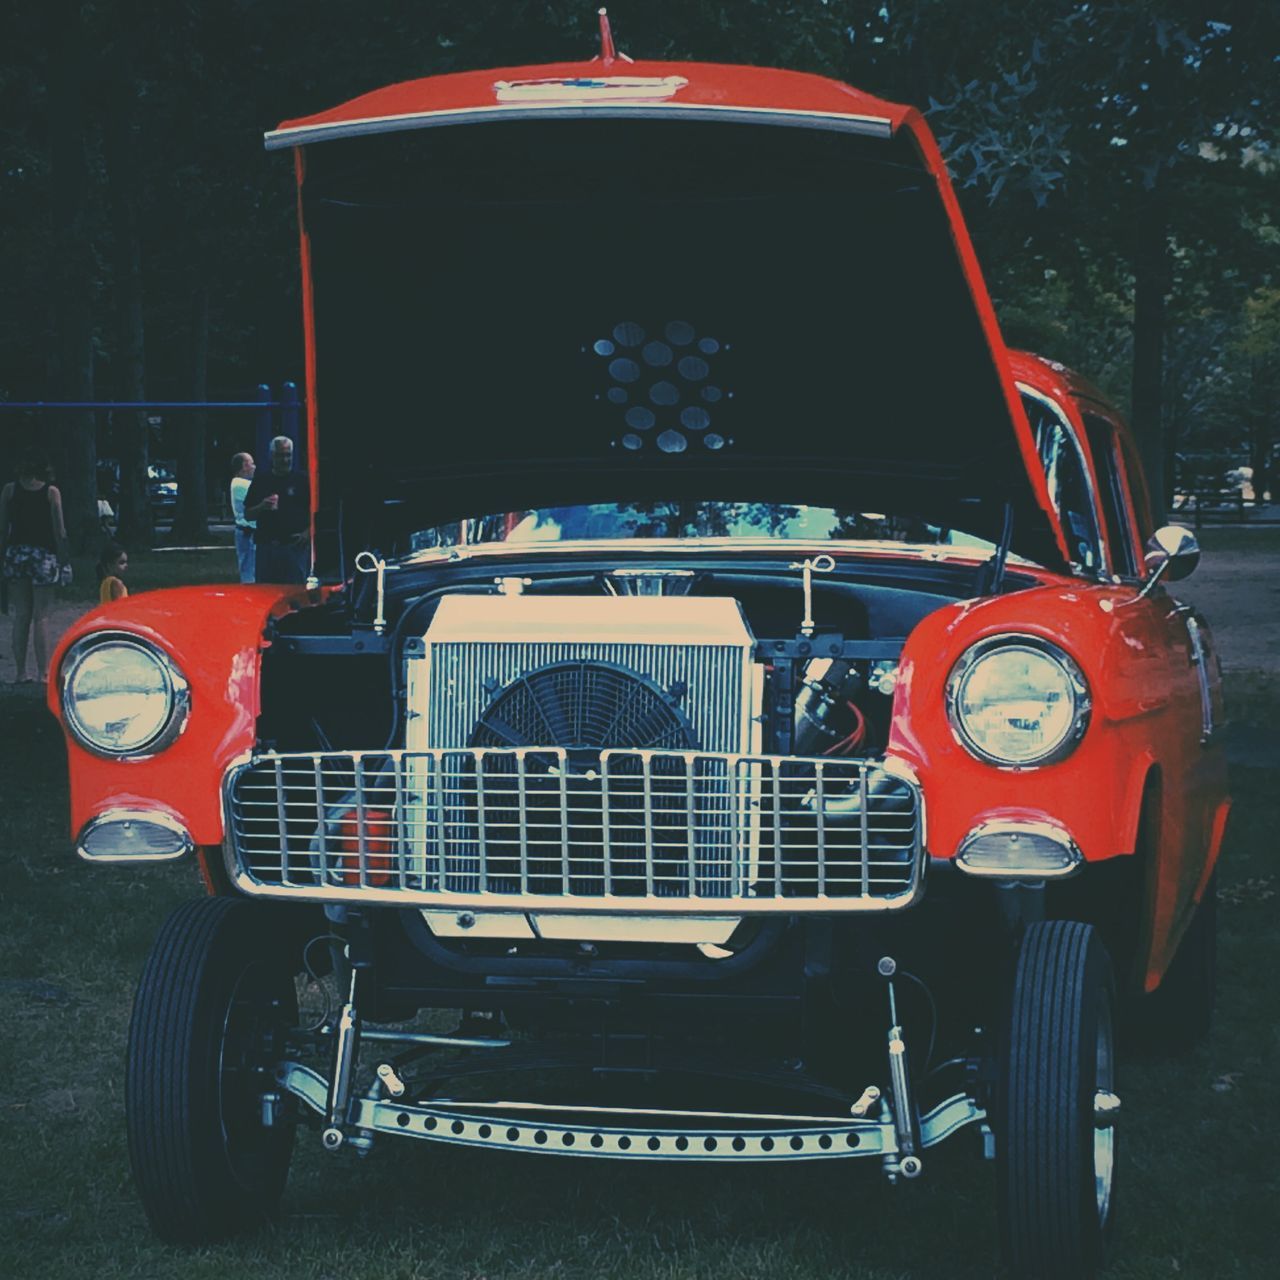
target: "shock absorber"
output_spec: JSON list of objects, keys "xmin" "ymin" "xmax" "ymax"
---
[
  {"xmin": 322, "ymin": 935, "xmax": 373, "ymax": 1151},
  {"xmin": 878, "ymin": 955, "xmax": 922, "ymax": 1179}
]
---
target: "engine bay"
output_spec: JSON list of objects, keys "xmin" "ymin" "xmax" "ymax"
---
[{"xmin": 257, "ymin": 551, "xmax": 995, "ymax": 762}]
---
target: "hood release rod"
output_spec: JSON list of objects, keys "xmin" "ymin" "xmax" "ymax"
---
[
  {"xmin": 790, "ymin": 554, "xmax": 835, "ymax": 636},
  {"xmin": 354, "ymin": 551, "xmax": 390, "ymax": 633}
]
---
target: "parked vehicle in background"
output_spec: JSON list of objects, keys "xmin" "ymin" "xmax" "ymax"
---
[
  {"xmin": 147, "ymin": 461, "xmax": 178, "ymax": 523},
  {"xmin": 94, "ymin": 459, "xmax": 120, "ymax": 534},
  {"xmin": 47, "ymin": 18, "xmax": 1228, "ymax": 1278}
]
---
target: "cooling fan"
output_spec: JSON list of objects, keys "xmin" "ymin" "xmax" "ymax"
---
[{"xmin": 469, "ymin": 659, "xmax": 697, "ymax": 769}]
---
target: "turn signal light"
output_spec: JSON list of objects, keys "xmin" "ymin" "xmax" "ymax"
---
[{"xmin": 335, "ymin": 806, "xmax": 396, "ymax": 887}]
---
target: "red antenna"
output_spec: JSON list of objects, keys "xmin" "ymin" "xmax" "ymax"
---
[
  {"xmin": 595, "ymin": 8, "xmax": 633, "ymax": 65},
  {"xmin": 597, "ymin": 8, "xmax": 617, "ymax": 63}
]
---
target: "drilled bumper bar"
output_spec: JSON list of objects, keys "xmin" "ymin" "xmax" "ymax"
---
[{"xmin": 275, "ymin": 1061, "xmax": 983, "ymax": 1164}]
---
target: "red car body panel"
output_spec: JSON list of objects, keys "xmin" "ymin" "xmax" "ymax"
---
[
  {"xmin": 47, "ymin": 59, "xmax": 1229, "ymax": 998},
  {"xmin": 47, "ymin": 585, "xmax": 307, "ymax": 843},
  {"xmin": 268, "ymin": 60, "xmax": 915, "ymax": 143},
  {"xmin": 274, "ymin": 58, "xmax": 1072, "ymax": 573},
  {"xmin": 888, "ymin": 574, "xmax": 1228, "ymax": 991}
]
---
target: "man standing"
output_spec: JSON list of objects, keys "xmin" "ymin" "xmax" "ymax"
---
[
  {"xmin": 244, "ymin": 436, "xmax": 309, "ymax": 584},
  {"xmin": 228, "ymin": 452, "xmax": 256, "ymax": 583}
]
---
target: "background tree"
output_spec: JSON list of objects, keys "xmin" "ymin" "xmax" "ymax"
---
[
  {"xmin": 42, "ymin": 0, "xmax": 99, "ymax": 551},
  {"xmin": 920, "ymin": 0, "xmax": 1278, "ymax": 514},
  {"xmin": 1, "ymin": 1, "xmax": 1276, "ymax": 539}
]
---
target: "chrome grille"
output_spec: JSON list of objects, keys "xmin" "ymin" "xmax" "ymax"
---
[{"xmin": 224, "ymin": 749, "xmax": 924, "ymax": 913}]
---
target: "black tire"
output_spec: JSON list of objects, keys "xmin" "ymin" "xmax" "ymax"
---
[
  {"xmin": 126, "ymin": 897, "xmax": 299, "ymax": 1243},
  {"xmin": 997, "ymin": 921, "xmax": 1117, "ymax": 1280},
  {"xmin": 1132, "ymin": 873, "xmax": 1216, "ymax": 1052}
]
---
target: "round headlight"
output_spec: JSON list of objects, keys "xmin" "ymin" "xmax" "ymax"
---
[
  {"xmin": 946, "ymin": 636, "xmax": 1090, "ymax": 767},
  {"xmin": 61, "ymin": 635, "xmax": 189, "ymax": 758}
]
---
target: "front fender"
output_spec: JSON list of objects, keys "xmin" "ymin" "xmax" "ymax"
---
[
  {"xmin": 48, "ymin": 585, "xmax": 310, "ymax": 845},
  {"xmin": 888, "ymin": 581, "xmax": 1191, "ymax": 866}
]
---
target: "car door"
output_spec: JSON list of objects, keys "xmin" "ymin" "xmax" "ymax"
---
[{"xmin": 1077, "ymin": 402, "xmax": 1225, "ymax": 979}]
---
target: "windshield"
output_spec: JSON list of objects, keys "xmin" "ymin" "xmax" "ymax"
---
[{"xmin": 408, "ymin": 502, "xmax": 997, "ymax": 553}]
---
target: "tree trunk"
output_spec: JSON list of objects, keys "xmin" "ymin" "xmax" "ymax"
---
[
  {"xmin": 1248, "ymin": 358, "xmax": 1274, "ymax": 506},
  {"xmin": 174, "ymin": 289, "xmax": 210, "ymax": 541},
  {"xmin": 1131, "ymin": 183, "xmax": 1169, "ymax": 523},
  {"xmin": 46, "ymin": 0, "xmax": 97, "ymax": 552},
  {"xmin": 104, "ymin": 79, "xmax": 154, "ymax": 549}
]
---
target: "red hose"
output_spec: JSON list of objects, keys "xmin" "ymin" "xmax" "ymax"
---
[{"xmin": 822, "ymin": 701, "xmax": 868, "ymax": 755}]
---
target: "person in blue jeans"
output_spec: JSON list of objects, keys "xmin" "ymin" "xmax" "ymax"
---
[
  {"xmin": 244, "ymin": 436, "xmax": 310, "ymax": 584},
  {"xmin": 228, "ymin": 452, "xmax": 256, "ymax": 583}
]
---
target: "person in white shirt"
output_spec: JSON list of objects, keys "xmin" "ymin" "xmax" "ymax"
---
[{"xmin": 229, "ymin": 452, "xmax": 256, "ymax": 583}]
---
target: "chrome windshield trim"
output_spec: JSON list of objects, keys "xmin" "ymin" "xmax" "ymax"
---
[
  {"xmin": 1016, "ymin": 381, "xmax": 1111, "ymax": 581},
  {"xmin": 396, "ymin": 536, "xmax": 1042, "ymax": 571}
]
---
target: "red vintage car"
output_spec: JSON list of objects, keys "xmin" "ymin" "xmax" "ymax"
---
[{"xmin": 49, "ymin": 18, "xmax": 1228, "ymax": 1279}]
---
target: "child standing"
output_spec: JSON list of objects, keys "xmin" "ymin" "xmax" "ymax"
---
[{"xmin": 97, "ymin": 542, "xmax": 129, "ymax": 605}]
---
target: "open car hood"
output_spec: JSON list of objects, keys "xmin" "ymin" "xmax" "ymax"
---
[{"xmin": 270, "ymin": 60, "xmax": 1070, "ymax": 576}]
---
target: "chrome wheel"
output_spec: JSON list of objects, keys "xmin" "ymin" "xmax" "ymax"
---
[{"xmin": 1093, "ymin": 985, "xmax": 1117, "ymax": 1223}]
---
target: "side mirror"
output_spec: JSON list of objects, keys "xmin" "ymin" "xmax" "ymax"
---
[{"xmin": 1144, "ymin": 525, "xmax": 1200, "ymax": 583}]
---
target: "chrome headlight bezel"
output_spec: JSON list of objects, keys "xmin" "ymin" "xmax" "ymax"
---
[
  {"xmin": 60, "ymin": 632, "xmax": 190, "ymax": 760},
  {"xmin": 945, "ymin": 634, "xmax": 1090, "ymax": 768}
]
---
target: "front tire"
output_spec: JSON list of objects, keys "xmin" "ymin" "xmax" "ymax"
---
[
  {"xmin": 126, "ymin": 897, "xmax": 298, "ymax": 1243},
  {"xmin": 997, "ymin": 921, "xmax": 1117, "ymax": 1280}
]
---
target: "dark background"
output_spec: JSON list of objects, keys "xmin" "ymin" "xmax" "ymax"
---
[{"xmin": 1, "ymin": 0, "xmax": 1276, "ymax": 548}]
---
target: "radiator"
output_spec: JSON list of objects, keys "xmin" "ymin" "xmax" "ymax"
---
[{"xmin": 405, "ymin": 595, "xmax": 761, "ymax": 756}]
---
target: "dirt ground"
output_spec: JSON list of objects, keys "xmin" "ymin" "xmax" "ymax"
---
[
  {"xmin": 2, "ymin": 532, "xmax": 1273, "ymax": 687},
  {"xmin": 0, "ymin": 599, "xmax": 88, "ymax": 688},
  {"xmin": 1167, "ymin": 535, "xmax": 1280, "ymax": 674}
]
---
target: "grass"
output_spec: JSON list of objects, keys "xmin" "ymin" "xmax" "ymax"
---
[{"xmin": 1, "ymin": 681, "xmax": 1277, "ymax": 1279}]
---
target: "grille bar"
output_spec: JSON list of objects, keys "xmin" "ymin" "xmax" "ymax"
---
[{"xmin": 224, "ymin": 748, "xmax": 923, "ymax": 913}]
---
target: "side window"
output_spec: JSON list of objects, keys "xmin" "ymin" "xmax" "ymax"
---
[
  {"xmin": 1081, "ymin": 413, "xmax": 1139, "ymax": 578},
  {"xmin": 1019, "ymin": 390, "xmax": 1102, "ymax": 573}
]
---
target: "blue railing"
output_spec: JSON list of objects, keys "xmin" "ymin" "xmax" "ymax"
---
[{"xmin": 0, "ymin": 381, "xmax": 304, "ymax": 465}]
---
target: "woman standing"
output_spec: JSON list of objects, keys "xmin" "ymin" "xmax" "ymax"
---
[{"xmin": 0, "ymin": 449, "xmax": 69, "ymax": 684}]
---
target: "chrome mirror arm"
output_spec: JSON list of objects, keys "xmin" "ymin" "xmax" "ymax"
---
[
  {"xmin": 1120, "ymin": 526, "xmax": 1199, "ymax": 607},
  {"xmin": 1131, "ymin": 557, "xmax": 1170, "ymax": 604}
]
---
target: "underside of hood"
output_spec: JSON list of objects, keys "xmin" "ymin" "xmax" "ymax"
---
[{"xmin": 279, "ymin": 72, "xmax": 1069, "ymax": 577}]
